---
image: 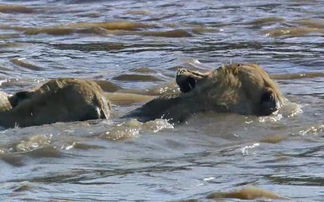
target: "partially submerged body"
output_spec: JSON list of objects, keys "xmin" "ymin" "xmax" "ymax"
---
[
  {"xmin": 0, "ymin": 78, "xmax": 111, "ymax": 128},
  {"xmin": 0, "ymin": 64, "xmax": 285, "ymax": 128},
  {"xmin": 128, "ymin": 64, "xmax": 285, "ymax": 123}
]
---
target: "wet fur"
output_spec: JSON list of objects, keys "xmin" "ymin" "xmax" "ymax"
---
[
  {"xmin": 128, "ymin": 64, "xmax": 284, "ymax": 123},
  {"xmin": 0, "ymin": 64, "xmax": 284, "ymax": 127},
  {"xmin": 0, "ymin": 78, "xmax": 111, "ymax": 128}
]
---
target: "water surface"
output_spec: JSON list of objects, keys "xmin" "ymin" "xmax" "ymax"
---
[{"xmin": 0, "ymin": 0, "xmax": 323, "ymax": 201}]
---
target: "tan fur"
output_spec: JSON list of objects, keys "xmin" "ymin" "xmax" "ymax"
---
[
  {"xmin": 0, "ymin": 78, "xmax": 111, "ymax": 128},
  {"xmin": 128, "ymin": 64, "xmax": 285, "ymax": 122},
  {"xmin": 0, "ymin": 64, "xmax": 284, "ymax": 127},
  {"xmin": 203, "ymin": 64, "xmax": 284, "ymax": 114},
  {"xmin": 0, "ymin": 91, "xmax": 12, "ymax": 112}
]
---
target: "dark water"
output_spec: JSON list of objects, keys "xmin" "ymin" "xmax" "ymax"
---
[{"xmin": 0, "ymin": 0, "xmax": 323, "ymax": 201}]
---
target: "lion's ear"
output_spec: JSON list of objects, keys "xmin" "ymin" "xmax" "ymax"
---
[
  {"xmin": 9, "ymin": 91, "xmax": 33, "ymax": 107},
  {"xmin": 176, "ymin": 68, "xmax": 208, "ymax": 93},
  {"xmin": 176, "ymin": 70, "xmax": 196, "ymax": 93}
]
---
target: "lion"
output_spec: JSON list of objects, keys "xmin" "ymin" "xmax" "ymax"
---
[
  {"xmin": 127, "ymin": 64, "xmax": 285, "ymax": 123},
  {"xmin": 0, "ymin": 64, "xmax": 284, "ymax": 128},
  {"xmin": 0, "ymin": 78, "xmax": 111, "ymax": 128}
]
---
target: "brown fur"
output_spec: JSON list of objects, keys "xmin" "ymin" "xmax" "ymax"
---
[
  {"xmin": 128, "ymin": 64, "xmax": 284, "ymax": 123},
  {"xmin": 0, "ymin": 78, "xmax": 111, "ymax": 128},
  {"xmin": 0, "ymin": 64, "xmax": 284, "ymax": 127}
]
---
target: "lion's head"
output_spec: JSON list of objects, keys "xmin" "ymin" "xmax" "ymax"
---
[{"xmin": 176, "ymin": 64, "xmax": 284, "ymax": 116}]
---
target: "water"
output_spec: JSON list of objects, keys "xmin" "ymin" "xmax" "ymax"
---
[{"xmin": 0, "ymin": 0, "xmax": 323, "ymax": 201}]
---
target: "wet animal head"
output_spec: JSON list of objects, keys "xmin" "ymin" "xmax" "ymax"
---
[
  {"xmin": 0, "ymin": 78, "xmax": 111, "ymax": 128},
  {"xmin": 176, "ymin": 64, "xmax": 284, "ymax": 116}
]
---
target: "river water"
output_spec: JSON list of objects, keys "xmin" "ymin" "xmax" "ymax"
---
[{"xmin": 0, "ymin": 0, "xmax": 323, "ymax": 201}]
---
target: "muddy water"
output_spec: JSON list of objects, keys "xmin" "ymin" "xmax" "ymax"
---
[{"xmin": 0, "ymin": 0, "xmax": 323, "ymax": 201}]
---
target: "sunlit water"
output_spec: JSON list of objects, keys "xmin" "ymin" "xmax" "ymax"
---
[{"xmin": 0, "ymin": 0, "xmax": 323, "ymax": 201}]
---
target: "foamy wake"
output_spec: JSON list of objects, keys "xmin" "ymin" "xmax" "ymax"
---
[
  {"xmin": 259, "ymin": 100, "xmax": 302, "ymax": 123},
  {"xmin": 13, "ymin": 134, "xmax": 52, "ymax": 152},
  {"xmin": 101, "ymin": 119, "xmax": 174, "ymax": 141},
  {"xmin": 298, "ymin": 124, "xmax": 324, "ymax": 136}
]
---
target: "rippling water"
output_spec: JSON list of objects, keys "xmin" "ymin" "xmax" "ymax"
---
[{"xmin": 0, "ymin": 0, "xmax": 323, "ymax": 201}]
